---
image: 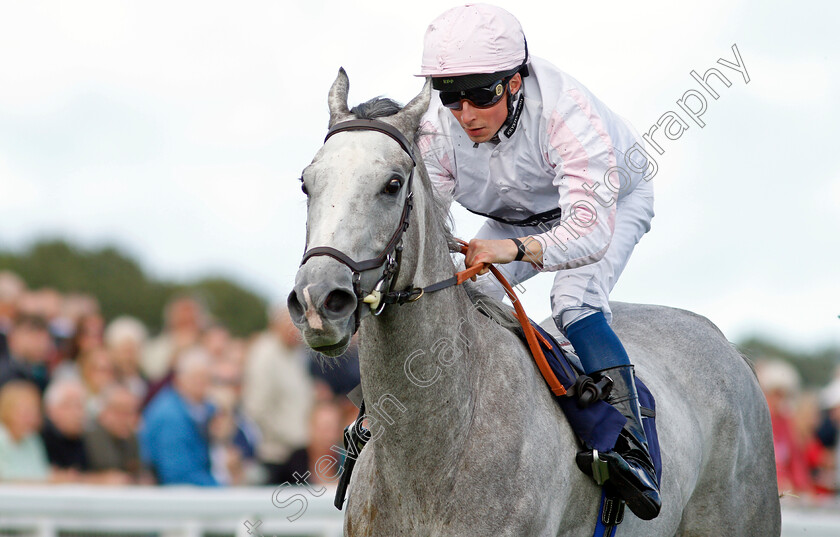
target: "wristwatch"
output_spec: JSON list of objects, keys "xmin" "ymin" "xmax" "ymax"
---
[{"xmin": 511, "ymin": 238, "xmax": 527, "ymax": 262}]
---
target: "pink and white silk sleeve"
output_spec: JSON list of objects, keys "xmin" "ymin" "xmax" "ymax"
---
[
  {"xmin": 418, "ymin": 119, "xmax": 456, "ymax": 207},
  {"xmin": 532, "ymin": 90, "xmax": 618, "ymax": 271}
]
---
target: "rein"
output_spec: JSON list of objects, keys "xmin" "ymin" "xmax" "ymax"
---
[
  {"xmin": 452, "ymin": 242, "xmax": 567, "ymax": 397},
  {"xmin": 299, "ymin": 118, "xmax": 565, "ymax": 397}
]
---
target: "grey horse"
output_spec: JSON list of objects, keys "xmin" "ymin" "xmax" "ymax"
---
[{"xmin": 288, "ymin": 69, "xmax": 781, "ymax": 537}]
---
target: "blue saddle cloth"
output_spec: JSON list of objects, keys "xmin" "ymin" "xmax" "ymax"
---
[{"xmin": 528, "ymin": 321, "xmax": 662, "ymax": 481}]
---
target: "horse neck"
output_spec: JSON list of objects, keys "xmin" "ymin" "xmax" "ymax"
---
[{"xmin": 357, "ymin": 183, "xmax": 484, "ymax": 467}]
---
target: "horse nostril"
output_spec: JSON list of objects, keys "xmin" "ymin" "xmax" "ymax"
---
[
  {"xmin": 322, "ymin": 289, "xmax": 357, "ymax": 319},
  {"xmin": 287, "ymin": 290, "xmax": 305, "ymax": 323}
]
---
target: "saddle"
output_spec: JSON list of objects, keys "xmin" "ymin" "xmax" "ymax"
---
[
  {"xmin": 517, "ymin": 318, "xmax": 663, "ymax": 533},
  {"xmin": 519, "ymin": 319, "xmax": 660, "ymax": 464}
]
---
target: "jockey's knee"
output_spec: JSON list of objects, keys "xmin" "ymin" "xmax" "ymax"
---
[{"xmin": 557, "ymin": 306, "xmax": 600, "ymax": 332}]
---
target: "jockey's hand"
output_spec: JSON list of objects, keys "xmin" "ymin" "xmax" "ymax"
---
[{"xmin": 464, "ymin": 238, "xmax": 518, "ymax": 280}]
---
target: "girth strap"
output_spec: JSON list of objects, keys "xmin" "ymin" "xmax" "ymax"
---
[{"xmin": 592, "ymin": 489, "xmax": 625, "ymax": 537}]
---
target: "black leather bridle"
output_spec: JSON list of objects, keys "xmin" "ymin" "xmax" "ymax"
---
[{"xmin": 299, "ymin": 119, "xmax": 417, "ymax": 331}]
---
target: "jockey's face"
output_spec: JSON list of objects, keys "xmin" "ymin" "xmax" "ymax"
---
[{"xmin": 448, "ymin": 74, "xmax": 522, "ymax": 143}]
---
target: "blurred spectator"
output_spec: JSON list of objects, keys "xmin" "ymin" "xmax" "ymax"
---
[
  {"xmin": 202, "ymin": 324, "xmax": 231, "ymax": 364},
  {"xmin": 17, "ymin": 289, "xmax": 66, "ymax": 363},
  {"xmin": 309, "ymin": 334, "xmax": 362, "ymax": 429},
  {"xmin": 822, "ymin": 379, "xmax": 840, "ymax": 493},
  {"xmin": 59, "ymin": 293, "xmax": 101, "ymax": 335},
  {"xmin": 15, "ymin": 291, "xmax": 41, "ymax": 318},
  {"xmin": 0, "ymin": 315, "xmax": 53, "ymax": 393},
  {"xmin": 85, "ymin": 384, "xmax": 144, "ymax": 482},
  {"xmin": 77, "ymin": 347, "xmax": 117, "ymax": 420},
  {"xmin": 47, "ymin": 293, "xmax": 75, "ymax": 348},
  {"xmin": 309, "ymin": 335, "xmax": 361, "ymax": 397},
  {"xmin": 756, "ymin": 359, "xmax": 814, "ymax": 495},
  {"xmin": 142, "ymin": 296, "xmax": 208, "ymax": 382},
  {"xmin": 0, "ymin": 380, "xmax": 50, "ymax": 482},
  {"xmin": 0, "ymin": 271, "xmax": 27, "ymax": 358},
  {"xmin": 226, "ymin": 338, "xmax": 248, "ymax": 369},
  {"xmin": 140, "ymin": 347, "xmax": 218, "ymax": 486},
  {"xmin": 209, "ymin": 357, "xmax": 259, "ymax": 465},
  {"xmin": 34, "ymin": 288, "xmax": 66, "ymax": 347},
  {"xmin": 0, "ymin": 271, "xmax": 26, "ymax": 321},
  {"xmin": 793, "ymin": 391, "xmax": 835, "ymax": 494},
  {"xmin": 208, "ymin": 390, "xmax": 244, "ymax": 486},
  {"xmin": 307, "ymin": 400, "xmax": 344, "ymax": 485},
  {"xmin": 51, "ymin": 312, "xmax": 105, "ymax": 379},
  {"xmin": 816, "ymin": 365, "xmax": 840, "ymax": 454},
  {"xmin": 71, "ymin": 313, "xmax": 105, "ymax": 359},
  {"xmin": 816, "ymin": 408, "xmax": 837, "ymax": 454},
  {"xmin": 41, "ymin": 378, "xmax": 88, "ymax": 474},
  {"xmin": 104, "ymin": 316, "xmax": 149, "ymax": 402},
  {"xmin": 243, "ymin": 306, "xmax": 313, "ymax": 484}
]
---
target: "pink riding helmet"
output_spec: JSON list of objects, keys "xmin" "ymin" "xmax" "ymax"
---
[{"xmin": 418, "ymin": 3, "xmax": 528, "ymax": 84}]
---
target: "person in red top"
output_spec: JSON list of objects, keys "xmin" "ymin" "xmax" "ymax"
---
[{"xmin": 757, "ymin": 359, "xmax": 814, "ymax": 495}]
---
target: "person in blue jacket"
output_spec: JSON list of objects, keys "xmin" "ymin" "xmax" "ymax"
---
[{"xmin": 140, "ymin": 348, "xmax": 217, "ymax": 486}]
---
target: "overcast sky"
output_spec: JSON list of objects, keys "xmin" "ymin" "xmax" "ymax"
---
[{"xmin": 0, "ymin": 0, "xmax": 837, "ymax": 350}]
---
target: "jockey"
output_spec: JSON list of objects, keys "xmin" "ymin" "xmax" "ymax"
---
[{"xmin": 417, "ymin": 4, "xmax": 660, "ymax": 520}]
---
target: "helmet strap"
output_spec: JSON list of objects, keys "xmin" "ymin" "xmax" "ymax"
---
[
  {"xmin": 501, "ymin": 85, "xmax": 525, "ymax": 138},
  {"xmin": 500, "ymin": 38, "xmax": 528, "ymax": 138}
]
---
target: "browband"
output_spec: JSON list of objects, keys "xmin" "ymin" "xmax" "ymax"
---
[{"xmin": 325, "ymin": 119, "xmax": 416, "ymax": 165}]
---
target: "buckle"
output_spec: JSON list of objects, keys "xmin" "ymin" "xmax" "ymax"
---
[
  {"xmin": 362, "ymin": 254, "xmax": 397, "ymax": 315},
  {"xmin": 405, "ymin": 287, "xmax": 424, "ymax": 303}
]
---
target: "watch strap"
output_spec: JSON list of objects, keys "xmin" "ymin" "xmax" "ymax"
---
[{"xmin": 511, "ymin": 238, "xmax": 526, "ymax": 262}]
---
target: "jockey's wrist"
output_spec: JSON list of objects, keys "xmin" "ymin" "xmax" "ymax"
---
[{"xmin": 515, "ymin": 236, "xmax": 545, "ymax": 268}]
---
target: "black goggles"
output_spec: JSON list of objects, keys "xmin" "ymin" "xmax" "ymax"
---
[{"xmin": 439, "ymin": 77, "xmax": 510, "ymax": 110}]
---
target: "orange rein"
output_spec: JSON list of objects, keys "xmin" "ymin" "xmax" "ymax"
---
[{"xmin": 455, "ymin": 241, "xmax": 566, "ymax": 396}]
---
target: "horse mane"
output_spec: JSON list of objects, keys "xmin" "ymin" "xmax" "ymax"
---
[
  {"xmin": 349, "ymin": 97, "xmax": 520, "ymax": 331},
  {"xmin": 349, "ymin": 97, "xmax": 403, "ymax": 120}
]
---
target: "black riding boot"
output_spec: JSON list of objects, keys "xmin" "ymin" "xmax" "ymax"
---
[{"xmin": 579, "ymin": 365, "xmax": 661, "ymax": 520}]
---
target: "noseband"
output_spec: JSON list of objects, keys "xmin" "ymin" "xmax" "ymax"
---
[{"xmin": 299, "ymin": 119, "xmax": 417, "ymax": 330}]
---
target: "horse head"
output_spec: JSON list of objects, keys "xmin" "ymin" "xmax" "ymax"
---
[{"xmin": 287, "ymin": 68, "xmax": 432, "ymax": 357}]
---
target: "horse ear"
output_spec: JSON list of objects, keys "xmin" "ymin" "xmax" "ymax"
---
[
  {"xmin": 328, "ymin": 67, "xmax": 352, "ymax": 128},
  {"xmin": 389, "ymin": 78, "xmax": 432, "ymax": 137}
]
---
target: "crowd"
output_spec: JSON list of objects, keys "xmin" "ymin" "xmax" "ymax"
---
[
  {"xmin": 755, "ymin": 358, "xmax": 840, "ymax": 499},
  {"xmin": 2, "ymin": 268, "xmax": 839, "ymax": 496},
  {"xmin": 0, "ymin": 270, "xmax": 359, "ymax": 486}
]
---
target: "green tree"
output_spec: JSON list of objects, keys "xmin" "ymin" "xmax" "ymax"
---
[
  {"xmin": 182, "ymin": 277, "xmax": 267, "ymax": 337},
  {"xmin": 737, "ymin": 336, "xmax": 840, "ymax": 389},
  {"xmin": 0, "ymin": 239, "xmax": 267, "ymax": 336}
]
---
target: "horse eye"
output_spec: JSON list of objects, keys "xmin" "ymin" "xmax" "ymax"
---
[
  {"xmin": 383, "ymin": 177, "xmax": 402, "ymax": 195},
  {"xmin": 300, "ymin": 179, "xmax": 308, "ymax": 196}
]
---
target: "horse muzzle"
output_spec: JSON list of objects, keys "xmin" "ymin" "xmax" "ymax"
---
[{"xmin": 287, "ymin": 257, "xmax": 358, "ymax": 356}]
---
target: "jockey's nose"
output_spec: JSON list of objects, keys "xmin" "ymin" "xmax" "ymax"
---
[
  {"xmin": 288, "ymin": 281, "xmax": 357, "ymax": 326},
  {"xmin": 460, "ymin": 101, "xmax": 477, "ymax": 122}
]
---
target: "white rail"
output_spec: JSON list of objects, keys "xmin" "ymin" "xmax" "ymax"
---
[
  {"xmin": 0, "ymin": 485, "xmax": 344, "ymax": 537},
  {"xmin": 0, "ymin": 486, "xmax": 837, "ymax": 536}
]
